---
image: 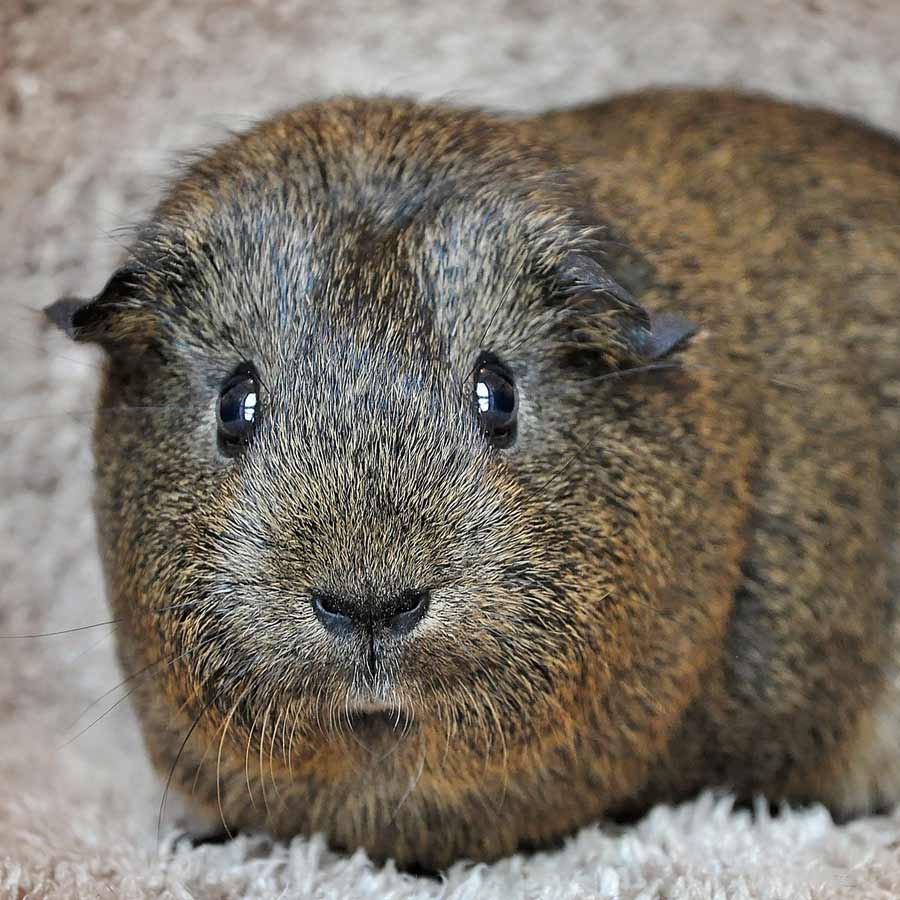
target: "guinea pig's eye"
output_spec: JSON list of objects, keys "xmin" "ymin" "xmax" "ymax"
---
[
  {"xmin": 217, "ymin": 365, "xmax": 260, "ymax": 456},
  {"xmin": 473, "ymin": 356, "xmax": 517, "ymax": 448}
]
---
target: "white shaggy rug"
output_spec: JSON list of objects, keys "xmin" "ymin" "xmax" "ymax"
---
[{"xmin": 2, "ymin": 1, "xmax": 900, "ymax": 897}]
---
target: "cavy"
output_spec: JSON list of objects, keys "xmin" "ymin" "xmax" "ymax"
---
[{"xmin": 47, "ymin": 90, "xmax": 899, "ymax": 871}]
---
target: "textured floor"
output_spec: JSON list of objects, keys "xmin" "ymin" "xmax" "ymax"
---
[{"xmin": 2, "ymin": 1, "xmax": 900, "ymax": 897}]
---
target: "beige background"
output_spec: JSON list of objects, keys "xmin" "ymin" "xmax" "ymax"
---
[{"xmin": 2, "ymin": 1, "xmax": 900, "ymax": 897}]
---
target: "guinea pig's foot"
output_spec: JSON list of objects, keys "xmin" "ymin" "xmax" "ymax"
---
[
  {"xmin": 173, "ymin": 827, "xmax": 240, "ymax": 849},
  {"xmin": 394, "ymin": 861, "xmax": 443, "ymax": 880}
]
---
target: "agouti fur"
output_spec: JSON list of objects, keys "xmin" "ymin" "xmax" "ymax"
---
[{"xmin": 48, "ymin": 90, "xmax": 900, "ymax": 870}]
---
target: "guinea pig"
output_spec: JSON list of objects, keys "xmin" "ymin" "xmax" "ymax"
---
[{"xmin": 46, "ymin": 89, "xmax": 899, "ymax": 871}]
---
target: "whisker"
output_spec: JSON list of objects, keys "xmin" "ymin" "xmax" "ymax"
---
[
  {"xmin": 279, "ymin": 705, "xmax": 291, "ymax": 777},
  {"xmin": 268, "ymin": 707, "xmax": 284, "ymax": 804},
  {"xmin": 61, "ymin": 682, "xmax": 143, "ymax": 749},
  {"xmin": 286, "ymin": 714, "xmax": 299, "ymax": 785},
  {"xmin": 244, "ymin": 688, "xmax": 259, "ymax": 810},
  {"xmin": 570, "ymin": 359, "xmax": 809, "ymax": 392},
  {"xmin": 257, "ymin": 701, "xmax": 274, "ymax": 819},
  {"xmin": 221, "ymin": 330, "xmax": 271, "ymax": 395},
  {"xmin": 453, "ymin": 256, "xmax": 533, "ymax": 397},
  {"xmin": 216, "ymin": 688, "xmax": 248, "ymax": 839},
  {"xmin": 65, "ymin": 625, "xmax": 208, "ymax": 730},
  {"xmin": 65, "ymin": 654, "xmax": 159, "ymax": 734},
  {"xmin": 190, "ymin": 728, "xmax": 218, "ymax": 798},
  {"xmin": 575, "ymin": 360, "xmax": 687, "ymax": 384},
  {"xmin": 628, "ymin": 595, "xmax": 681, "ymax": 624},
  {"xmin": 61, "ymin": 624, "xmax": 118, "ymax": 666},
  {"xmin": 0, "ymin": 403, "xmax": 210, "ymax": 428},
  {"xmin": 1, "ymin": 335, "xmax": 106, "ymax": 373},
  {"xmin": 390, "ymin": 743, "xmax": 426, "ymax": 822},
  {"xmin": 1, "ymin": 599, "xmax": 205, "ymax": 640},
  {"xmin": 529, "ymin": 449, "xmax": 581, "ymax": 506},
  {"xmin": 2, "ymin": 619, "xmax": 123, "ymax": 639},
  {"xmin": 157, "ymin": 685, "xmax": 224, "ymax": 849},
  {"xmin": 434, "ymin": 674, "xmax": 459, "ymax": 773},
  {"xmin": 59, "ymin": 633, "xmax": 223, "ymax": 747},
  {"xmin": 374, "ymin": 713, "xmax": 414, "ymax": 765},
  {"xmin": 487, "ymin": 694, "xmax": 510, "ymax": 814}
]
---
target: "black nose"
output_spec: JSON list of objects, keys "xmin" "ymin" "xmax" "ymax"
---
[{"xmin": 310, "ymin": 589, "xmax": 430, "ymax": 638}]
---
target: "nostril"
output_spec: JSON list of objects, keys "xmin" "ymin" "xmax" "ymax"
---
[
  {"xmin": 310, "ymin": 593, "xmax": 356, "ymax": 635},
  {"xmin": 394, "ymin": 589, "xmax": 427, "ymax": 615},
  {"xmin": 314, "ymin": 594, "xmax": 344, "ymax": 616},
  {"xmin": 384, "ymin": 589, "xmax": 430, "ymax": 636}
]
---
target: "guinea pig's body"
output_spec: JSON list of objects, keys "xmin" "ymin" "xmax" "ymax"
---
[{"xmin": 50, "ymin": 90, "xmax": 899, "ymax": 870}]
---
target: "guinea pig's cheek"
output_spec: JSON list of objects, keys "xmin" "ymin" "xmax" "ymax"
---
[{"xmin": 390, "ymin": 605, "xmax": 485, "ymax": 680}]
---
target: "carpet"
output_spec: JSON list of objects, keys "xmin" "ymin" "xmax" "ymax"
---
[{"xmin": 2, "ymin": 1, "xmax": 899, "ymax": 897}]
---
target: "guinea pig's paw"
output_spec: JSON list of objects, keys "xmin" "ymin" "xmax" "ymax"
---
[{"xmin": 172, "ymin": 827, "xmax": 241, "ymax": 849}]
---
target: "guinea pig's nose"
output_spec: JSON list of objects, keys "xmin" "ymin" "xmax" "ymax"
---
[{"xmin": 310, "ymin": 589, "xmax": 430, "ymax": 638}]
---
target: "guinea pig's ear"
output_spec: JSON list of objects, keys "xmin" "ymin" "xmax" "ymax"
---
[
  {"xmin": 556, "ymin": 251, "xmax": 697, "ymax": 368},
  {"xmin": 44, "ymin": 266, "xmax": 155, "ymax": 346}
]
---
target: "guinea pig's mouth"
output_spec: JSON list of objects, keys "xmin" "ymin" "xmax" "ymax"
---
[{"xmin": 345, "ymin": 705, "xmax": 415, "ymax": 740}]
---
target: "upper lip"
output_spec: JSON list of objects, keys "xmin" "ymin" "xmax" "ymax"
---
[
  {"xmin": 352, "ymin": 700, "xmax": 396, "ymax": 713},
  {"xmin": 346, "ymin": 693, "xmax": 414, "ymax": 723}
]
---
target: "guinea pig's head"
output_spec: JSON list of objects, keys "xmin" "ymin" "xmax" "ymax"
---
[{"xmin": 47, "ymin": 98, "xmax": 717, "ymax": 828}]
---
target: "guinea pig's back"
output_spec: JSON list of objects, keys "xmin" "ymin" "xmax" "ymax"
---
[
  {"xmin": 542, "ymin": 90, "xmax": 899, "ymax": 440},
  {"xmin": 539, "ymin": 90, "xmax": 900, "ymax": 813}
]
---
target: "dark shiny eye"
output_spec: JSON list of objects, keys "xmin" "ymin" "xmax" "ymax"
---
[
  {"xmin": 217, "ymin": 365, "xmax": 260, "ymax": 456},
  {"xmin": 474, "ymin": 357, "xmax": 517, "ymax": 448}
]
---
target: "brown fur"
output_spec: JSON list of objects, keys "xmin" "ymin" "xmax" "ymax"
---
[{"xmin": 47, "ymin": 90, "xmax": 899, "ymax": 870}]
